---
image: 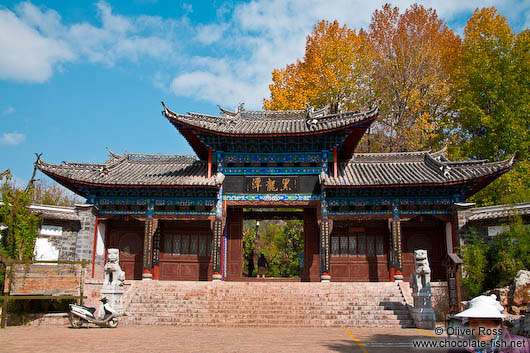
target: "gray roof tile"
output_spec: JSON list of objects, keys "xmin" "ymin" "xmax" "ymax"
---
[
  {"xmin": 162, "ymin": 102, "xmax": 378, "ymax": 135},
  {"xmin": 39, "ymin": 152, "xmax": 224, "ymax": 188},
  {"xmin": 321, "ymin": 151, "xmax": 516, "ymax": 187},
  {"xmin": 468, "ymin": 202, "xmax": 530, "ymax": 221}
]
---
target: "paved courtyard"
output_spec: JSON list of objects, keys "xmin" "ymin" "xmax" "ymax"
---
[{"xmin": 0, "ymin": 326, "xmax": 447, "ymax": 353}]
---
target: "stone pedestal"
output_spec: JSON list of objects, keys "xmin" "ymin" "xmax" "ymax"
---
[
  {"xmin": 101, "ymin": 287, "xmax": 125, "ymax": 315},
  {"xmin": 411, "ymin": 288, "xmax": 436, "ymax": 329},
  {"xmin": 212, "ymin": 273, "xmax": 222, "ymax": 281},
  {"xmin": 142, "ymin": 271, "xmax": 153, "ymax": 280},
  {"xmin": 321, "ymin": 274, "xmax": 331, "ymax": 282}
]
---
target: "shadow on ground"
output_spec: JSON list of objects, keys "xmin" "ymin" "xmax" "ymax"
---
[{"xmin": 323, "ymin": 332, "xmax": 445, "ymax": 353}]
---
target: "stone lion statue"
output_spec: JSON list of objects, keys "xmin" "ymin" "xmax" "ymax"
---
[
  {"xmin": 104, "ymin": 248, "xmax": 125, "ymax": 287},
  {"xmin": 411, "ymin": 249, "xmax": 431, "ymax": 293}
]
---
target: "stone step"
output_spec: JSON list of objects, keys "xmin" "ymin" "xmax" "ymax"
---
[
  {"xmin": 123, "ymin": 318, "xmax": 415, "ymax": 328},
  {"xmin": 127, "ymin": 304, "xmax": 408, "ymax": 309},
  {"xmin": 123, "ymin": 282, "xmax": 414, "ymax": 328}
]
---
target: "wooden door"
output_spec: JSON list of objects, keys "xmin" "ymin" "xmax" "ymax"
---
[
  {"xmin": 303, "ymin": 208, "xmax": 320, "ymax": 282},
  {"xmin": 402, "ymin": 221, "xmax": 446, "ymax": 281},
  {"xmin": 226, "ymin": 208, "xmax": 243, "ymax": 280},
  {"xmin": 118, "ymin": 231, "xmax": 144, "ymax": 280}
]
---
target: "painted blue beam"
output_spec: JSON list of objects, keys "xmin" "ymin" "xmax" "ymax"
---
[{"xmin": 223, "ymin": 167, "xmax": 322, "ymax": 175}]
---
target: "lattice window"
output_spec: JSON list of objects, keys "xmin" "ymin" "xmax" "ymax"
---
[
  {"xmin": 366, "ymin": 235, "xmax": 375, "ymax": 256},
  {"xmin": 331, "ymin": 234, "xmax": 385, "ymax": 257},
  {"xmin": 331, "ymin": 237, "xmax": 339, "ymax": 256},
  {"xmin": 376, "ymin": 236, "xmax": 384, "ymax": 255},
  {"xmin": 199, "ymin": 235, "xmax": 207, "ymax": 256},
  {"xmin": 164, "ymin": 234, "xmax": 213, "ymax": 256},
  {"xmin": 173, "ymin": 235, "xmax": 181, "ymax": 255},
  {"xmin": 357, "ymin": 235, "xmax": 366, "ymax": 255},
  {"xmin": 190, "ymin": 235, "xmax": 198, "ymax": 255},
  {"xmin": 340, "ymin": 236, "xmax": 348, "ymax": 257},
  {"xmin": 181, "ymin": 235, "xmax": 189, "ymax": 254},
  {"xmin": 349, "ymin": 236, "xmax": 356, "ymax": 256}
]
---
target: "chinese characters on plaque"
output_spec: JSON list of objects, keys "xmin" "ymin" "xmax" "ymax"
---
[
  {"xmin": 143, "ymin": 218, "xmax": 153, "ymax": 268},
  {"xmin": 391, "ymin": 218, "xmax": 402, "ymax": 270},
  {"xmin": 245, "ymin": 176, "xmax": 298, "ymax": 193},
  {"xmin": 212, "ymin": 219, "xmax": 223, "ymax": 272}
]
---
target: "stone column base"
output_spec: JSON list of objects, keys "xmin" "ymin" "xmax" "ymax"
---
[
  {"xmin": 321, "ymin": 274, "xmax": 331, "ymax": 282},
  {"xmin": 212, "ymin": 273, "xmax": 222, "ymax": 281},
  {"xmin": 142, "ymin": 272, "xmax": 153, "ymax": 280}
]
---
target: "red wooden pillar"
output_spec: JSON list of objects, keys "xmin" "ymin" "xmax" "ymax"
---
[
  {"xmin": 208, "ymin": 148, "xmax": 212, "ymax": 178},
  {"xmin": 388, "ymin": 213, "xmax": 403, "ymax": 282},
  {"xmin": 333, "ymin": 147, "xmax": 338, "ymax": 178},
  {"xmin": 142, "ymin": 217, "xmax": 157, "ymax": 280}
]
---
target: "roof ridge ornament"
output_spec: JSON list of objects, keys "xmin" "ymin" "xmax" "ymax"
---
[
  {"xmin": 237, "ymin": 103, "xmax": 245, "ymax": 113},
  {"xmin": 106, "ymin": 147, "xmax": 122, "ymax": 159},
  {"xmin": 218, "ymin": 105, "xmax": 237, "ymax": 117},
  {"xmin": 305, "ymin": 102, "xmax": 318, "ymax": 128}
]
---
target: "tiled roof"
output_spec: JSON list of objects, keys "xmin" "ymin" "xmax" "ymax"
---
[
  {"xmin": 38, "ymin": 151, "xmax": 224, "ymax": 191},
  {"xmin": 162, "ymin": 102, "xmax": 378, "ymax": 135},
  {"xmin": 468, "ymin": 202, "xmax": 530, "ymax": 221},
  {"xmin": 29, "ymin": 204, "xmax": 80, "ymax": 221},
  {"xmin": 321, "ymin": 150, "xmax": 516, "ymax": 188}
]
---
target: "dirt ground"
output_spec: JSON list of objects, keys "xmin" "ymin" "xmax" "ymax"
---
[{"xmin": 0, "ymin": 326, "xmax": 448, "ymax": 353}]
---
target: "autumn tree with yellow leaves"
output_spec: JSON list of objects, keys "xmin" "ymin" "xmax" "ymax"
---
[
  {"xmin": 263, "ymin": 20, "xmax": 368, "ymax": 113},
  {"xmin": 264, "ymin": 4, "xmax": 460, "ymax": 152},
  {"xmin": 366, "ymin": 4, "xmax": 461, "ymax": 152}
]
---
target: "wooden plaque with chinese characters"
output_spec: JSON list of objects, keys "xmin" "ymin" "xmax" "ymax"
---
[{"xmin": 245, "ymin": 176, "xmax": 299, "ymax": 193}]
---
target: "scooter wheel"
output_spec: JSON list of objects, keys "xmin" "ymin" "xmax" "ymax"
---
[
  {"xmin": 107, "ymin": 317, "xmax": 119, "ymax": 328},
  {"xmin": 69, "ymin": 314, "xmax": 84, "ymax": 328}
]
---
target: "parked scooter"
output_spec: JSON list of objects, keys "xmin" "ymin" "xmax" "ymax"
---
[{"xmin": 68, "ymin": 297, "xmax": 119, "ymax": 328}]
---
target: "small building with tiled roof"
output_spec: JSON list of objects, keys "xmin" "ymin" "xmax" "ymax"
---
[
  {"xmin": 457, "ymin": 202, "xmax": 530, "ymax": 239},
  {"xmin": 38, "ymin": 101, "xmax": 515, "ymax": 296}
]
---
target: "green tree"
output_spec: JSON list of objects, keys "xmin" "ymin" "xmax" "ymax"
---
[
  {"xmin": 243, "ymin": 219, "xmax": 304, "ymax": 278},
  {"xmin": 30, "ymin": 180, "xmax": 81, "ymax": 207},
  {"xmin": 460, "ymin": 215, "xmax": 530, "ymax": 298},
  {"xmin": 484, "ymin": 216, "xmax": 530, "ymax": 290},
  {"xmin": 452, "ymin": 7, "xmax": 530, "ymax": 205},
  {"xmin": 460, "ymin": 231, "xmax": 488, "ymax": 298},
  {"xmin": 0, "ymin": 173, "xmax": 41, "ymax": 261}
]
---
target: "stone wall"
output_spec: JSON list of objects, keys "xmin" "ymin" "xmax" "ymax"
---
[
  {"xmin": 431, "ymin": 281, "xmax": 449, "ymax": 321},
  {"xmin": 73, "ymin": 205, "xmax": 97, "ymax": 262},
  {"xmin": 40, "ymin": 219, "xmax": 80, "ymax": 261}
]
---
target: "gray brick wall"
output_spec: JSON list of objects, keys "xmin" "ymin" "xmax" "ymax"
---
[
  {"xmin": 74, "ymin": 205, "xmax": 97, "ymax": 261},
  {"xmin": 40, "ymin": 220, "xmax": 80, "ymax": 260}
]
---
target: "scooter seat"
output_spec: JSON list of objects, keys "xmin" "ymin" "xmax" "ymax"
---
[{"xmin": 79, "ymin": 306, "xmax": 96, "ymax": 314}]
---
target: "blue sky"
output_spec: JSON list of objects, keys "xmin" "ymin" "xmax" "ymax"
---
[{"xmin": 1, "ymin": 0, "xmax": 529, "ymax": 187}]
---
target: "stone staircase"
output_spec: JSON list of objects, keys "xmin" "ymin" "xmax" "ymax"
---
[{"xmin": 123, "ymin": 281, "xmax": 414, "ymax": 328}]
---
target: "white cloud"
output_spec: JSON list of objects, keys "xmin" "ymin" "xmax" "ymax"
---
[
  {"xmin": 195, "ymin": 23, "xmax": 227, "ymax": 45},
  {"xmin": 1, "ymin": 106, "xmax": 15, "ymax": 116},
  {"xmin": 0, "ymin": 8, "xmax": 74, "ymax": 82},
  {"xmin": 0, "ymin": 132, "xmax": 26, "ymax": 145},
  {"xmin": 0, "ymin": 1, "xmax": 181, "ymax": 82}
]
